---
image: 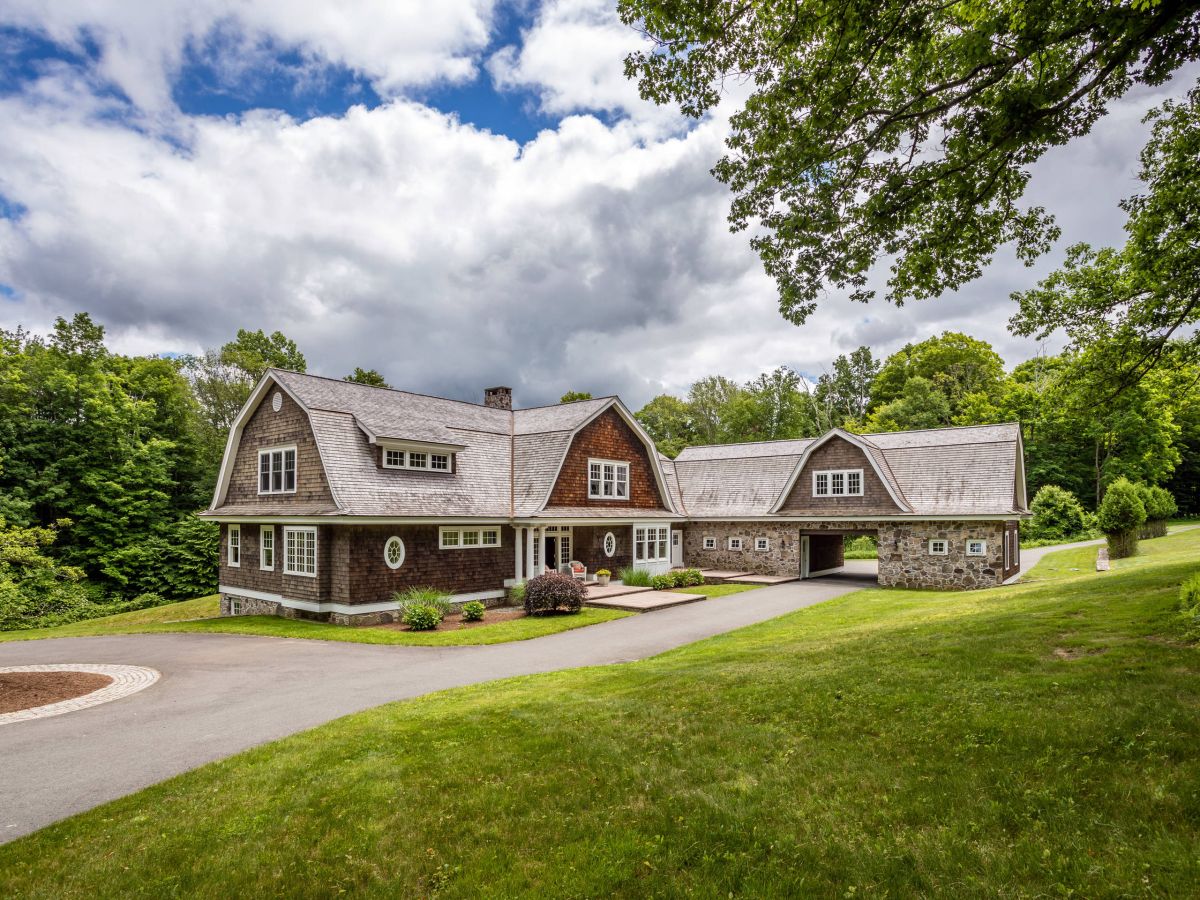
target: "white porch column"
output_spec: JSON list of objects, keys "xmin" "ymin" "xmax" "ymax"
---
[
  {"xmin": 524, "ymin": 526, "xmax": 536, "ymax": 581},
  {"xmin": 514, "ymin": 526, "xmax": 524, "ymax": 582}
]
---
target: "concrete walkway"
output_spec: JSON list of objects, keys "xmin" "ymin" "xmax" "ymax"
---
[{"xmin": 0, "ymin": 576, "xmax": 862, "ymax": 842}]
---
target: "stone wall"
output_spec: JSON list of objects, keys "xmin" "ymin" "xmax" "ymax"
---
[
  {"xmin": 876, "ymin": 520, "xmax": 1013, "ymax": 589},
  {"xmin": 682, "ymin": 522, "xmax": 801, "ymax": 575}
]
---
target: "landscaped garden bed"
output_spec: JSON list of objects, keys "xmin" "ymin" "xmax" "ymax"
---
[{"xmin": 0, "ymin": 671, "xmax": 113, "ymax": 714}]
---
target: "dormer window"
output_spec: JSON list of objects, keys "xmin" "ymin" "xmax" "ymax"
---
[
  {"xmin": 813, "ymin": 468, "xmax": 863, "ymax": 497},
  {"xmin": 384, "ymin": 449, "xmax": 452, "ymax": 471},
  {"xmin": 588, "ymin": 459, "xmax": 629, "ymax": 499},
  {"xmin": 258, "ymin": 447, "xmax": 296, "ymax": 494}
]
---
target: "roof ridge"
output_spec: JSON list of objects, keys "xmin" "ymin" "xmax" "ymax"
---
[
  {"xmin": 513, "ymin": 396, "xmax": 616, "ymax": 412},
  {"xmin": 678, "ymin": 435, "xmax": 816, "ymax": 452},
  {"xmin": 858, "ymin": 421, "xmax": 1020, "ymax": 438},
  {"xmin": 268, "ymin": 368, "xmax": 510, "ymax": 413}
]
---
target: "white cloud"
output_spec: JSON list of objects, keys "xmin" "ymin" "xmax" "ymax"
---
[
  {"xmin": 0, "ymin": 0, "xmax": 496, "ymax": 111},
  {"xmin": 0, "ymin": 5, "xmax": 1194, "ymax": 409}
]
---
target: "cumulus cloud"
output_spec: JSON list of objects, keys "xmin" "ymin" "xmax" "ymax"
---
[
  {"xmin": 0, "ymin": 0, "xmax": 496, "ymax": 110},
  {"xmin": 0, "ymin": 3, "xmax": 1195, "ymax": 409}
]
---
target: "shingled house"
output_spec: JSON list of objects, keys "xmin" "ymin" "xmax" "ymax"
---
[{"xmin": 202, "ymin": 371, "xmax": 1029, "ymax": 624}]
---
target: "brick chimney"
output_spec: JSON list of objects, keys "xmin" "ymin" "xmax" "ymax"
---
[{"xmin": 484, "ymin": 386, "xmax": 512, "ymax": 410}]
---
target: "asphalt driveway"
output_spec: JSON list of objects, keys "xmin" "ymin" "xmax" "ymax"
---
[{"xmin": 0, "ymin": 575, "xmax": 868, "ymax": 842}]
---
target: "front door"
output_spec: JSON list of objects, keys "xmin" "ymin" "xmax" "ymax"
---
[{"xmin": 670, "ymin": 529, "xmax": 683, "ymax": 568}]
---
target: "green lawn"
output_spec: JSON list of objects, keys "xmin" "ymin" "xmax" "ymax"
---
[
  {"xmin": 0, "ymin": 599, "xmax": 629, "ymax": 646},
  {"xmin": 677, "ymin": 583, "xmax": 763, "ymax": 598},
  {"xmin": 2, "ymin": 532, "xmax": 1198, "ymax": 896}
]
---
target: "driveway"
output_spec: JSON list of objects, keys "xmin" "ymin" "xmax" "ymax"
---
[{"xmin": 0, "ymin": 576, "xmax": 861, "ymax": 842}]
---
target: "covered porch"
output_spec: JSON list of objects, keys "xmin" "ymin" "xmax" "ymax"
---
[{"xmin": 510, "ymin": 517, "xmax": 686, "ymax": 584}]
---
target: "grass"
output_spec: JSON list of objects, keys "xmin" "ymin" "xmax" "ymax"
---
[
  {"xmin": 0, "ymin": 598, "xmax": 629, "ymax": 646},
  {"xmin": 676, "ymin": 583, "xmax": 763, "ymax": 598},
  {"xmin": 2, "ymin": 531, "xmax": 1199, "ymax": 896}
]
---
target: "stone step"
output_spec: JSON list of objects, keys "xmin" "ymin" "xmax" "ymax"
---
[{"xmin": 584, "ymin": 591, "xmax": 705, "ymax": 613}]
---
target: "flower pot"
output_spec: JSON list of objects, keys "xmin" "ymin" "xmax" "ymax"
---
[{"xmin": 597, "ymin": 574, "xmax": 610, "ymax": 586}]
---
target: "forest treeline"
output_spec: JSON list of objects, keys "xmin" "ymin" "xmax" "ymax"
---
[{"xmin": 1, "ymin": 314, "xmax": 1196, "ymax": 629}]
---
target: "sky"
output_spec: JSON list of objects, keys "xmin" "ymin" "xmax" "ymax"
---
[{"xmin": 0, "ymin": 1, "xmax": 1194, "ymax": 409}]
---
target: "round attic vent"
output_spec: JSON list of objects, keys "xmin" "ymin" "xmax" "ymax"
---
[{"xmin": 272, "ymin": 391, "xmax": 282, "ymax": 412}]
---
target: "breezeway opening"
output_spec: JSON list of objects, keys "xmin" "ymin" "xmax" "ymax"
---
[{"xmin": 800, "ymin": 530, "xmax": 879, "ymax": 586}]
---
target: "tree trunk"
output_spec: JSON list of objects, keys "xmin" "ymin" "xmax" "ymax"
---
[{"xmin": 1106, "ymin": 529, "xmax": 1139, "ymax": 559}]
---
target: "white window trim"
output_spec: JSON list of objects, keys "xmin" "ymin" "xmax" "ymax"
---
[
  {"xmin": 603, "ymin": 531, "xmax": 617, "ymax": 558},
  {"xmin": 283, "ymin": 526, "xmax": 318, "ymax": 577},
  {"xmin": 257, "ymin": 445, "xmax": 297, "ymax": 495},
  {"xmin": 384, "ymin": 536, "xmax": 406, "ymax": 570},
  {"xmin": 812, "ymin": 468, "xmax": 864, "ymax": 497},
  {"xmin": 440, "ymin": 526, "xmax": 502, "ymax": 549},
  {"xmin": 384, "ymin": 449, "xmax": 452, "ymax": 472},
  {"xmin": 702, "ymin": 536, "xmax": 716, "ymax": 550},
  {"xmin": 633, "ymin": 525, "xmax": 669, "ymax": 562},
  {"xmin": 928, "ymin": 539, "xmax": 949, "ymax": 556},
  {"xmin": 728, "ymin": 537, "xmax": 744, "ymax": 551},
  {"xmin": 259, "ymin": 525, "xmax": 274, "ymax": 571},
  {"xmin": 755, "ymin": 537, "xmax": 770, "ymax": 552},
  {"xmin": 227, "ymin": 524, "xmax": 240, "ymax": 567},
  {"xmin": 966, "ymin": 539, "xmax": 987, "ymax": 557},
  {"xmin": 587, "ymin": 458, "xmax": 630, "ymax": 500}
]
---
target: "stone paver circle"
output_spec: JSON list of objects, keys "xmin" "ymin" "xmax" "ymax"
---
[{"xmin": 0, "ymin": 664, "xmax": 160, "ymax": 726}]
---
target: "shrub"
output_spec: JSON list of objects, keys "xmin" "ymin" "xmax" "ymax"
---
[
  {"xmin": 507, "ymin": 582, "xmax": 525, "ymax": 606},
  {"xmin": 649, "ymin": 574, "xmax": 674, "ymax": 590},
  {"xmin": 0, "ymin": 517, "xmax": 102, "ymax": 631},
  {"xmin": 402, "ymin": 604, "xmax": 441, "ymax": 631},
  {"xmin": 618, "ymin": 566, "xmax": 652, "ymax": 587},
  {"xmin": 1097, "ymin": 477, "xmax": 1147, "ymax": 559},
  {"xmin": 681, "ymin": 568, "xmax": 705, "ymax": 586},
  {"xmin": 393, "ymin": 586, "xmax": 452, "ymax": 622},
  {"xmin": 1138, "ymin": 485, "xmax": 1178, "ymax": 538},
  {"xmin": 524, "ymin": 571, "xmax": 585, "ymax": 616},
  {"xmin": 1180, "ymin": 573, "xmax": 1200, "ymax": 641},
  {"xmin": 461, "ymin": 600, "xmax": 486, "ymax": 622},
  {"xmin": 1027, "ymin": 485, "xmax": 1090, "ymax": 542}
]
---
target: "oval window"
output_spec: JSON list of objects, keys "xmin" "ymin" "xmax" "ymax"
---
[
  {"xmin": 384, "ymin": 536, "xmax": 406, "ymax": 569},
  {"xmin": 603, "ymin": 531, "xmax": 616, "ymax": 558}
]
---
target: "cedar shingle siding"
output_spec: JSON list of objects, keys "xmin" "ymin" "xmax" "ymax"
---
[
  {"xmin": 778, "ymin": 436, "xmax": 903, "ymax": 516},
  {"xmin": 545, "ymin": 408, "xmax": 668, "ymax": 510}
]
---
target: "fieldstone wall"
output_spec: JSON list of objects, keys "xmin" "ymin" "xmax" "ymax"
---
[
  {"xmin": 683, "ymin": 522, "xmax": 801, "ymax": 575},
  {"xmin": 876, "ymin": 520, "xmax": 1011, "ymax": 589}
]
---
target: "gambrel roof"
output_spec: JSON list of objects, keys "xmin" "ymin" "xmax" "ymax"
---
[{"xmin": 206, "ymin": 371, "xmax": 1027, "ymax": 521}]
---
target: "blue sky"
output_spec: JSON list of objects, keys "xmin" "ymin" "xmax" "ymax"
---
[{"xmin": 0, "ymin": 2, "xmax": 1190, "ymax": 406}]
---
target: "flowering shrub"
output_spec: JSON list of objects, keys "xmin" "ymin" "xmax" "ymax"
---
[
  {"xmin": 461, "ymin": 600, "xmax": 486, "ymax": 622},
  {"xmin": 524, "ymin": 571, "xmax": 585, "ymax": 615}
]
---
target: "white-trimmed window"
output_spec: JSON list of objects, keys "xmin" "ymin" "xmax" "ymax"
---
[
  {"xmin": 929, "ymin": 539, "xmax": 948, "ymax": 556},
  {"xmin": 260, "ymin": 525, "xmax": 274, "ymax": 570},
  {"xmin": 702, "ymin": 536, "xmax": 716, "ymax": 550},
  {"xmin": 755, "ymin": 537, "xmax": 770, "ymax": 552},
  {"xmin": 227, "ymin": 525, "xmax": 240, "ymax": 567},
  {"xmin": 230, "ymin": 598, "xmax": 243, "ymax": 615},
  {"xmin": 440, "ymin": 527, "xmax": 501, "ymax": 549},
  {"xmin": 728, "ymin": 537, "xmax": 744, "ymax": 551},
  {"xmin": 966, "ymin": 539, "xmax": 987, "ymax": 557},
  {"xmin": 813, "ymin": 468, "xmax": 863, "ymax": 497},
  {"xmin": 634, "ymin": 526, "xmax": 669, "ymax": 562},
  {"xmin": 284, "ymin": 527, "xmax": 317, "ymax": 576},
  {"xmin": 603, "ymin": 531, "xmax": 617, "ymax": 557},
  {"xmin": 384, "ymin": 536, "xmax": 406, "ymax": 569},
  {"xmin": 588, "ymin": 459, "xmax": 630, "ymax": 499},
  {"xmin": 258, "ymin": 447, "xmax": 296, "ymax": 494},
  {"xmin": 384, "ymin": 449, "xmax": 452, "ymax": 471}
]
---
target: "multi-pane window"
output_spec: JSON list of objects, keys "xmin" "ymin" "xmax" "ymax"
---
[
  {"xmin": 384, "ymin": 536, "xmax": 406, "ymax": 569},
  {"xmin": 603, "ymin": 532, "xmax": 617, "ymax": 557},
  {"xmin": 966, "ymin": 539, "xmax": 987, "ymax": 557},
  {"xmin": 702, "ymin": 536, "xmax": 716, "ymax": 550},
  {"xmin": 440, "ymin": 527, "xmax": 501, "ymax": 549},
  {"xmin": 634, "ymin": 526, "xmax": 669, "ymax": 562},
  {"xmin": 284, "ymin": 527, "xmax": 317, "ymax": 576},
  {"xmin": 228, "ymin": 525, "xmax": 240, "ymax": 567},
  {"xmin": 929, "ymin": 539, "xmax": 948, "ymax": 556},
  {"xmin": 728, "ymin": 537, "xmax": 744, "ymax": 551},
  {"xmin": 258, "ymin": 447, "xmax": 296, "ymax": 494},
  {"xmin": 755, "ymin": 537, "xmax": 770, "ymax": 551},
  {"xmin": 588, "ymin": 459, "xmax": 630, "ymax": 499},
  {"xmin": 812, "ymin": 469, "xmax": 864, "ymax": 497},
  {"xmin": 384, "ymin": 449, "xmax": 453, "ymax": 471},
  {"xmin": 260, "ymin": 525, "xmax": 274, "ymax": 570}
]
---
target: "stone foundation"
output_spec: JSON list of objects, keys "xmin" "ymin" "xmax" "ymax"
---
[{"xmin": 220, "ymin": 590, "xmax": 508, "ymax": 626}]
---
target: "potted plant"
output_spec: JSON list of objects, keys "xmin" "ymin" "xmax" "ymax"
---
[{"xmin": 595, "ymin": 568, "xmax": 611, "ymax": 587}]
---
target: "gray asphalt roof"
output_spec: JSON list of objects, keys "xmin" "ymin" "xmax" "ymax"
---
[{"xmin": 211, "ymin": 372, "xmax": 1026, "ymax": 520}]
